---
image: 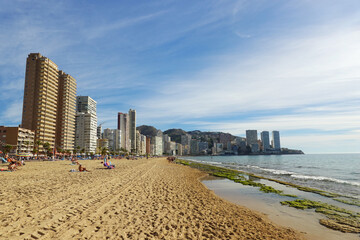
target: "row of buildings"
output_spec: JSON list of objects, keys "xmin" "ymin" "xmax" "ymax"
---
[
  {"xmin": 96, "ymin": 110, "xmax": 145, "ymax": 155},
  {"xmin": 161, "ymin": 130, "xmax": 281, "ymax": 156},
  {"xmin": 0, "ymin": 53, "xmax": 282, "ymax": 156}
]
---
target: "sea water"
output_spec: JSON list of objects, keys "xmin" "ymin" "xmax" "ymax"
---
[{"xmin": 182, "ymin": 154, "xmax": 360, "ymax": 199}]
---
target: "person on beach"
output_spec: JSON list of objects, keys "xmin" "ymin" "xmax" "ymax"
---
[
  {"xmin": 78, "ymin": 164, "xmax": 90, "ymax": 172},
  {"xmin": 8, "ymin": 162, "xmax": 18, "ymax": 171}
]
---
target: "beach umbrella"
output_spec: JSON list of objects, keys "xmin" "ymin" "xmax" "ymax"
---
[{"xmin": 16, "ymin": 153, "xmax": 32, "ymax": 157}]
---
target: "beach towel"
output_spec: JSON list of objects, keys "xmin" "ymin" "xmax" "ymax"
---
[{"xmin": 69, "ymin": 169, "xmax": 88, "ymax": 172}]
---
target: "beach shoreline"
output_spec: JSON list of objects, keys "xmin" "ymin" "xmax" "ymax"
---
[
  {"xmin": 0, "ymin": 157, "xmax": 304, "ymax": 239},
  {"xmin": 202, "ymin": 177, "xmax": 359, "ymax": 240},
  {"xmin": 177, "ymin": 158, "xmax": 360, "ymax": 235}
]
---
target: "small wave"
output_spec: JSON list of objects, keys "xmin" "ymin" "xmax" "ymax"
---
[
  {"xmin": 261, "ymin": 168, "xmax": 295, "ymax": 175},
  {"xmin": 291, "ymin": 174, "xmax": 360, "ymax": 187},
  {"xmin": 245, "ymin": 165, "xmax": 262, "ymax": 170},
  {"xmin": 295, "ymin": 166, "xmax": 319, "ymax": 169},
  {"xmin": 190, "ymin": 159, "xmax": 223, "ymax": 165},
  {"xmin": 203, "ymin": 161, "xmax": 222, "ymax": 165},
  {"xmin": 243, "ymin": 165, "xmax": 295, "ymax": 175}
]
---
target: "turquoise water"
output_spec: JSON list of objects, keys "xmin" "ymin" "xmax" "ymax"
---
[{"xmin": 183, "ymin": 154, "xmax": 360, "ymax": 198}]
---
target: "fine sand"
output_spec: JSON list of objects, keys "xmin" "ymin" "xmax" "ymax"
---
[{"xmin": 0, "ymin": 158, "xmax": 304, "ymax": 239}]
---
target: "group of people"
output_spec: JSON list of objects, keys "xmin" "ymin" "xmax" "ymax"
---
[
  {"xmin": 1, "ymin": 155, "xmax": 23, "ymax": 171},
  {"xmin": 102, "ymin": 156, "xmax": 115, "ymax": 169},
  {"xmin": 69, "ymin": 157, "xmax": 90, "ymax": 172}
]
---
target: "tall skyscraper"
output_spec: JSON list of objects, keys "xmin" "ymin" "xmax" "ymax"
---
[
  {"xmin": 129, "ymin": 109, "xmax": 136, "ymax": 152},
  {"xmin": 75, "ymin": 96, "xmax": 97, "ymax": 153},
  {"xmin": 21, "ymin": 53, "xmax": 77, "ymax": 152},
  {"xmin": 117, "ymin": 112, "xmax": 130, "ymax": 151},
  {"xmin": 246, "ymin": 130, "xmax": 258, "ymax": 146},
  {"xmin": 56, "ymin": 71, "xmax": 77, "ymax": 151},
  {"xmin": 272, "ymin": 131, "xmax": 281, "ymax": 150},
  {"xmin": 260, "ymin": 131, "xmax": 270, "ymax": 152}
]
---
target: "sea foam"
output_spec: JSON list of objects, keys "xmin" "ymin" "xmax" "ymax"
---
[{"xmin": 290, "ymin": 174, "xmax": 360, "ymax": 187}]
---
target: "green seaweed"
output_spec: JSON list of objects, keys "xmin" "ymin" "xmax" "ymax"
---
[
  {"xmin": 281, "ymin": 199, "xmax": 353, "ymax": 214},
  {"xmin": 281, "ymin": 199, "xmax": 360, "ymax": 233},
  {"xmin": 176, "ymin": 159, "xmax": 296, "ymax": 198},
  {"xmin": 334, "ymin": 198, "xmax": 360, "ymax": 207},
  {"xmin": 177, "ymin": 159, "xmax": 347, "ymax": 201}
]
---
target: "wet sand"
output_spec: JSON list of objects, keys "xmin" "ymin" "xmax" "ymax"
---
[
  {"xmin": 203, "ymin": 178, "xmax": 359, "ymax": 240},
  {"xmin": 0, "ymin": 157, "xmax": 303, "ymax": 239}
]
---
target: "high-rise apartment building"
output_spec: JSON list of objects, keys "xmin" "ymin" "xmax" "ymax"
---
[
  {"xmin": 272, "ymin": 131, "xmax": 281, "ymax": 150},
  {"xmin": 77, "ymin": 96, "xmax": 96, "ymax": 115},
  {"xmin": 261, "ymin": 131, "xmax": 270, "ymax": 152},
  {"xmin": 56, "ymin": 71, "xmax": 77, "ymax": 151},
  {"xmin": 21, "ymin": 53, "xmax": 77, "ymax": 152},
  {"xmin": 117, "ymin": 112, "xmax": 130, "ymax": 151},
  {"xmin": 129, "ymin": 109, "xmax": 136, "ymax": 152},
  {"xmin": 75, "ymin": 96, "xmax": 97, "ymax": 153},
  {"xmin": 246, "ymin": 130, "xmax": 258, "ymax": 146},
  {"xmin": 103, "ymin": 128, "xmax": 121, "ymax": 151}
]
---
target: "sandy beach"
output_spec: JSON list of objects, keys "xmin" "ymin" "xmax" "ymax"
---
[{"xmin": 0, "ymin": 158, "xmax": 303, "ymax": 239}]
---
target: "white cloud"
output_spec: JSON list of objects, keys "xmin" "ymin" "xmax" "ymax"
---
[{"xmin": 133, "ymin": 21, "xmax": 360, "ymax": 123}]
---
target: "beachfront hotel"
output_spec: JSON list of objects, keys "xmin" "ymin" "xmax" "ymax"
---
[{"xmin": 21, "ymin": 53, "xmax": 77, "ymax": 152}]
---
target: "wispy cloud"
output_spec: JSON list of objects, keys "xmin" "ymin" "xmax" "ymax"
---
[
  {"xmin": 133, "ymin": 21, "xmax": 360, "ymax": 122},
  {"xmin": 84, "ymin": 10, "xmax": 168, "ymax": 40}
]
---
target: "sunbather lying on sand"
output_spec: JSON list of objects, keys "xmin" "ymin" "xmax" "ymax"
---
[
  {"xmin": 78, "ymin": 164, "xmax": 90, "ymax": 172},
  {"xmin": 8, "ymin": 163, "xmax": 17, "ymax": 171}
]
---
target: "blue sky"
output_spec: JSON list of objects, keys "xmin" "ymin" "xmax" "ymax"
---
[{"xmin": 1, "ymin": 0, "xmax": 360, "ymax": 153}]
